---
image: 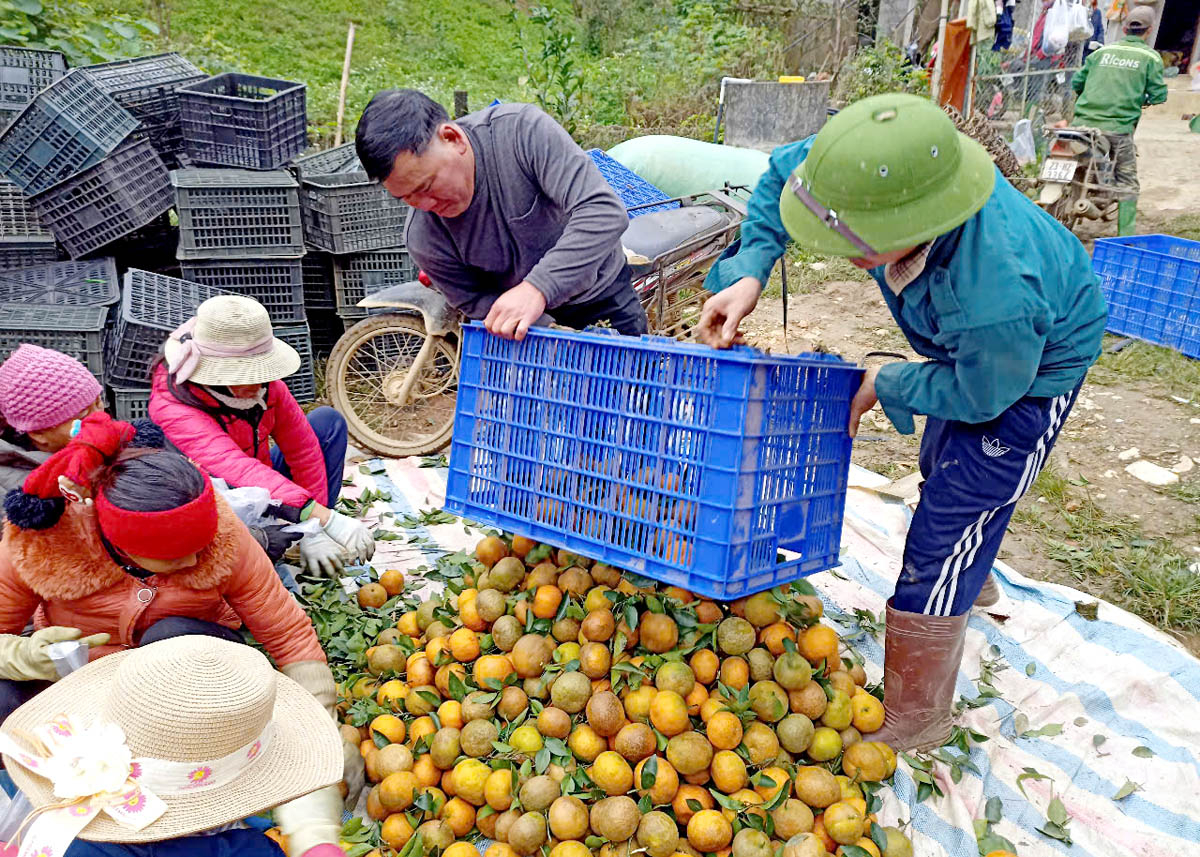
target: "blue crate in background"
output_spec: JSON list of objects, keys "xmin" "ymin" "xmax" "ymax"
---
[
  {"xmin": 445, "ymin": 324, "xmax": 861, "ymax": 599},
  {"xmin": 587, "ymin": 149, "xmax": 677, "ymax": 219},
  {"xmin": 1093, "ymin": 234, "xmax": 1200, "ymax": 359}
]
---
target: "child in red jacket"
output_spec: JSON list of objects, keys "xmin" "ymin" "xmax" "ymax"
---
[{"xmin": 148, "ymin": 296, "xmax": 373, "ymax": 578}]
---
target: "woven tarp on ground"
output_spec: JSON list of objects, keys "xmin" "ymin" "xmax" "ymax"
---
[{"xmin": 344, "ymin": 458, "xmax": 1200, "ymax": 857}]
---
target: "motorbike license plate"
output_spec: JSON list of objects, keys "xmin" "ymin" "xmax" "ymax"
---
[{"xmin": 1041, "ymin": 158, "xmax": 1078, "ymax": 182}]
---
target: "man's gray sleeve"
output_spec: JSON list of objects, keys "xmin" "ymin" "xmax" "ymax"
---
[
  {"xmin": 405, "ymin": 215, "xmax": 500, "ymax": 319},
  {"xmin": 516, "ymin": 110, "xmax": 629, "ymax": 308}
]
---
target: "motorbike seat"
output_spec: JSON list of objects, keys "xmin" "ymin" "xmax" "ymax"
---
[{"xmin": 621, "ymin": 206, "xmax": 731, "ymax": 271}]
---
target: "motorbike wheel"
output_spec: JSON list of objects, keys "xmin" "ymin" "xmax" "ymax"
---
[{"xmin": 326, "ymin": 313, "xmax": 458, "ymax": 458}]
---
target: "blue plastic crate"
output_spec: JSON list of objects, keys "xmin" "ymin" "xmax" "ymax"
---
[
  {"xmin": 587, "ymin": 149, "xmax": 677, "ymax": 219},
  {"xmin": 1092, "ymin": 234, "xmax": 1200, "ymax": 359},
  {"xmin": 445, "ymin": 324, "xmax": 861, "ymax": 599}
]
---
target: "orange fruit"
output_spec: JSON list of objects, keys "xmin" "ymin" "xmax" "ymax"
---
[
  {"xmin": 459, "ymin": 595, "xmax": 487, "ymax": 632},
  {"xmin": 485, "ymin": 768, "xmax": 514, "ymax": 811},
  {"xmin": 435, "ymin": 663, "xmax": 467, "ymax": 698},
  {"xmin": 984, "ymin": 852, "xmax": 1020, "ymax": 857},
  {"xmin": 567, "ymin": 724, "xmax": 607, "ymax": 762},
  {"xmin": 440, "ymin": 797, "xmax": 476, "ymax": 837},
  {"xmin": 684, "ymin": 683, "xmax": 709, "ymax": 716},
  {"xmin": 851, "ymin": 691, "xmax": 885, "ymax": 734},
  {"xmin": 705, "ymin": 711, "xmax": 743, "ymax": 750},
  {"xmin": 759, "ymin": 622, "xmax": 798, "ymax": 656},
  {"xmin": 412, "ymin": 753, "xmax": 441, "ymax": 787},
  {"xmin": 376, "ymin": 680, "xmax": 408, "ymax": 711},
  {"xmin": 710, "ymin": 750, "xmax": 748, "ymax": 794},
  {"xmin": 408, "ymin": 715, "xmax": 436, "ymax": 748},
  {"xmin": 426, "ymin": 636, "xmax": 450, "ymax": 666},
  {"xmin": 799, "ymin": 625, "xmax": 839, "ymax": 666},
  {"xmin": 449, "ymin": 627, "xmax": 481, "ymax": 662},
  {"xmin": 687, "ymin": 809, "xmax": 733, "ymax": 852},
  {"xmin": 485, "ymin": 845, "xmax": 520, "ymax": 857},
  {"xmin": 699, "ymin": 695, "xmax": 728, "ymax": 723},
  {"xmin": 694, "ymin": 601, "xmax": 722, "ymax": 624},
  {"xmin": 475, "ymin": 536, "xmax": 508, "ymax": 567},
  {"xmin": 379, "ymin": 771, "xmax": 420, "ymax": 810},
  {"xmin": 357, "ymin": 583, "xmax": 388, "ymax": 609},
  {"xmin": 370, "ymin": 714, "xmax": 406, "ymax": 744},
  {"xmin": 690, "ymin": 649, "xmax": 720, "ymax": 686},
  {"xmin": 379, "ymin": 569, "xmax": 406, "ymax": 597},
  {"xmin": 474, "ymin": 653, "xmax": 515, "ymax": 686},
  {"xmin": 380, "ymin": 813, "xmax": 414, "ymax": 849},
  {"xmin": 590, "ymin": 750, "xmax": 634, "ymax": 796},
  {"xmin": 754, "ymin": 766, "xmax": 790, "ymax": 803},
  {"xmin": 649, "ymin": 690, "xmax": 689, "ymax": 736},
  {"xmin": 511, "ymin": 535, "xmax": 536, "ymax": 558},
  {"xmin": 407, "ymin": 653, "xmax": 436, "ymax": 687},
  {"xmin": 634, "ymin": 756, "xmax": 679, "ymax": 806},
  {"xmin": 672, "ymin": 783, "xmax": 714, "ymax": 824},
  {"xmin": 437, "ymin": 699, "xmax": 463, "ymax": 730},
  {"xmin": 640, "ymin": 612, "xmax": 679, "ymax": 653},
  {"xmin": 719, "ymin": 657, "xmax": 750, "ymax": 690},
  {"xmin": 811, "ymin": 815, "xmax": 837, "ymax": 853},
  {"xmin": 397, "ymin": 611, "xmax": 420, "ymax": 638},
  {"xmin": 533, "ymin": 585, "xmax": 564, "ymax": 619},
  {"xmin": 623, "ymin": 684, "xmax": 657, "ymax": 723}
]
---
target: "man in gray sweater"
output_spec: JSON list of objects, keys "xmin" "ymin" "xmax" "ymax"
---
[{"xmin": 356, "ymin": 90, "xmax": 647, "ymax": 340}]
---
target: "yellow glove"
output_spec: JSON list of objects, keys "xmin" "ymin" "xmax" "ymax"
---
[{"xmin": 0, "ymin": 627, "xmax": 111, "ymax": 682}]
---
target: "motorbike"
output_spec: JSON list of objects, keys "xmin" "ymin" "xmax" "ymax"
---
[
  {"xmin": 1036, "ymin": 125, "xmax": 1120, "ymax": 232},
  {"xmin": 324, "ymin": 187, "xmax": 748, "ymax": 458}
]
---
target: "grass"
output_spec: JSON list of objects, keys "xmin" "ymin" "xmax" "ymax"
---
[
  {"xmin": 1160, "ymin": 212, "xmax": 1200, "ymax": 242},
  {"xmin": 1089, "ymin": 337, "xmax": 1200, "ymax": 400},
  {"xmin": 1012, "ymin": 462, "xmax": 1200, "ymax": 638},
  {"xmin": 761, "ymin": 245, "xmax": 871, "ymax": 298}
]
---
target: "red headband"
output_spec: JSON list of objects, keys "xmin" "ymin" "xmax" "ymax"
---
[{"xmin": 95, "ymin": 478, "xmax": 219, "ymax": 560}]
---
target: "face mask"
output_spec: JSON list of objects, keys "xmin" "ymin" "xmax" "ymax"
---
[{"xmin": 204, "ymin": 385, "xmax": 267, "ymax": 411}]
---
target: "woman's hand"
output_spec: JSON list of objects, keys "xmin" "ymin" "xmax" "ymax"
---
[{"xmin": 696, "ymin": 277, "xmax": 762, "ymax": 348}]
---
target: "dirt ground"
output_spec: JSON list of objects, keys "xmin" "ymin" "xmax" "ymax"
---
[{"xmin": 739, "ymin": 109, "xmax": 1200, "ymax": 652}]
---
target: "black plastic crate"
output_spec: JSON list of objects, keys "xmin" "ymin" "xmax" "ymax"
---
[
  {"xmin": 101, "ymin": 213, "xmax": 179, "ymax": 275},
  {"xmin": 84, "ymin": 53, "xmax": 206, "ymax": 169},
  {"xmin": 0, "ymin": 47, "xmax": 67, "ymax": 115},
  {"xmin": 173, "ymin": 168, "xmax": 303, "ymax": 260},
  {"xmin": 0, "ymin": 302, "xmax": 107, "ymax": 380},
  {"xmin": 0, "ymin": 237, "xmax": 61, "ymax": 271},
  {"xmin": 106, "ymin": 269, "xmax": 233, "ymax": 385},
  {"xmin": 300, "ymin": 172, "xmax": 408, "ymax": 254},
  {"xmin": 31, "ymin": 139, "xmax": 172, "ymax": 260},
  {"xmin": 0, "ymin": 69, "xmax": 138, "ymax": 196},
  {"xmin": 178, "ymin": 73, "xmax": 307, "ymax": 170},
  {"xmin": 275, "ymin": 323, "xmax": 315, "ymax": 403},
  {"xmin": 0, "ymin": 178, "xmax": 52, "ymax": 239},
  {"xmin": 333, "ymin": 249, "xmax": 417, "ymax": 319},
  {"xmin": 305, "ymin": 307, "xmax": 342, "ymax": 356},
  {"xmin": 302, "ymin": 250, "xmax": 334, "ymax": 309},
  {"xmin": 292, "ymin": 142, "xmax": 361, "ymax": 178},
  {"xmin": 109, "ymin": 385, "xmax": 150, "ymax": 421},
  {"xmin": 180, "ymin": 258, "xmax": 305, "ymax": 324},
  {"xmin": 0, "ymin": 257, "xmax": 118, "ymax": 306}
]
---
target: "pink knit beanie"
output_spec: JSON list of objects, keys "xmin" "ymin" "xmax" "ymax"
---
[{"xmin": 0, "ymin": 344, "xmax": 103, "ymax": 433}]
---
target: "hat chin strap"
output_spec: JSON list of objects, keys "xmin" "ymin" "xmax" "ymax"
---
[{"xmin": 788, "ymin": 174, "xmax": 878, "ymax": 257}]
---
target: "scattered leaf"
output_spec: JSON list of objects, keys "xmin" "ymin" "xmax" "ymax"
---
[
  {"xmin": 1132, "ymin": 746, "xmax": 1154, "ymax": 758},
  {"xmin": 1025, "ymin": 663, "xmax": 1036, "ymax": 676},
  {"xmin": 1112, "ymin": 780, "xmax": 1140, "ymax": 800},
  {"xmin": 985, "ymin": 796, "xmax": 1002, "ymax": 824}
]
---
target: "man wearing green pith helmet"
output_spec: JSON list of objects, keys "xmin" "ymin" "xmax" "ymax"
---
[{"xmin": 697, "ymin": 94, "xmax": 1106, "ymax": 753}]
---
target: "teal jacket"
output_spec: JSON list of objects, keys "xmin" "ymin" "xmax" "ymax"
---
[
  {"xmin": 704, "ymin": 139, "xmax": 1107, "ymax": 434},
  {"xmin": 1071, "ymin": 35, "xmax": 1168, "ymax": 135}
]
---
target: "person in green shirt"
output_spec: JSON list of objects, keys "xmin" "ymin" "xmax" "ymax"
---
[
  {"xmin": 1070, "ymin": 6, "xmax": 1168, "ymax": 235},
  {"xmin": 697, "ymin": 94, "xmax": 1105, "ymax": 752}
]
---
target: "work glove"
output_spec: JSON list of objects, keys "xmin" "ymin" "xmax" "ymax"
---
[
  {"xmin": 249, "ymin": 524, "xmax": 304, "ymax": 563},
  {"xmin": 273, "ymin": 785, "xmax": 343, "ymax": 856},
  {"xmin": 322, "ymin": 510, "xmax": 375, "ymax": 563},
  {"xmin": 0, "ymin": 628, "xmax": 111, "ymax": 682},
  {"xmin": 298, "ymin": 531, "xmax": 345, "ymax": 579}
]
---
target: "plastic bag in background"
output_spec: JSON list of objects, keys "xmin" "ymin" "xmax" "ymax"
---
[
  {"xmin": 1042, "ymin": 0, "xmax": 1071, "ymax": 55},
  {"xmin": 211, "ymin": 479, "xmax": 274, "ymax": 529},
  {"xmin": 1067, "ymin": 0, "xmax": 1092, "ymax": 41},
  {"xmin": 1010, "ymin": 119, "xmax": 1037, "ymax": 164}
]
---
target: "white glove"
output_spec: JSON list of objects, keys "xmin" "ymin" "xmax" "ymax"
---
[
  {"xmin": 273, "ymin": 785, "xmax": 343, "ymax": 855},
  {"xmin": 0, "ymin": 627, "xmax": 111, "ymax": 682},
  {"xmin": 322, "ymin": 511, "xmax": 375, "ymax": 563},
  {"xmin": 298, "ymin": 531, "xmax": 345, "ymax": 579}
]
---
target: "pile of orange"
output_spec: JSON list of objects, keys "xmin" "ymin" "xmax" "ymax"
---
[{"xmin": 315, "ymin": 535, "xmax": 916, "ymax": 857}]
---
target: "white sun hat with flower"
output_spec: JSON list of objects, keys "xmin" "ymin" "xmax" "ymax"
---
[{"xmin": 0, "ymin": 635, "xmax": 342, "ymax": 849}]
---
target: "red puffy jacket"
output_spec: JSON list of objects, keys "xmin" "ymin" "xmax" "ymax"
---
[{"xmin": 148, "ymin": 366, "xmax": 326, "ymax": 510}]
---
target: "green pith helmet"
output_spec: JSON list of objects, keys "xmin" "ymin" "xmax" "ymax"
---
[{"xmin": 779, "ymin": 93, "xmax": 996, "ymax": 257}]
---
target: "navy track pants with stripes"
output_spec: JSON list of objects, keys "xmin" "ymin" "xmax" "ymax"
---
[{"xmin": 893, "ymin": 383, "xmax": 1082, "ymax": 617}]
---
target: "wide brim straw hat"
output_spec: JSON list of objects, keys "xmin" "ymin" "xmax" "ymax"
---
[
  {"xmin": 1, "ymin": 636, "xmax": 342, "ymax": 842},
  {"xmin": 164, "ymin": 294, "xmax": 301, "ymax": 386}
]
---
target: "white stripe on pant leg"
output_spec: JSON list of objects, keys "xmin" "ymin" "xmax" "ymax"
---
[
  {"xmin": 927, "ymin": 392, "xmax": 1071, "ymax": 616},
  {"xmin": 939, "ymin": 393, "xmax": 1073, "ymax": 614},
  {"xmin": 924, "ymin": 509, "xmax": 992, "ymax": 615}
]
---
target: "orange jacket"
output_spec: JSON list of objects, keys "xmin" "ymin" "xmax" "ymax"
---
[{"xmin": 0, "ymin": 496, "xmax": 325, "ymax": 667}]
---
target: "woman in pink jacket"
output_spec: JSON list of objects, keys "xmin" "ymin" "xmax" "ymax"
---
[{"xmin": 149, "ymin": 296, "xmax": 374, "ymax": 578}]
